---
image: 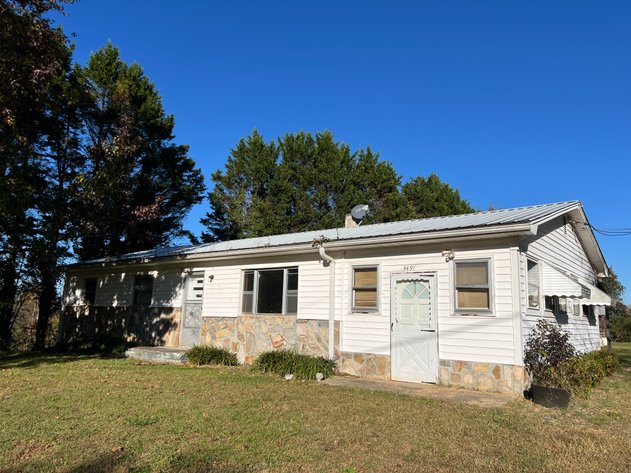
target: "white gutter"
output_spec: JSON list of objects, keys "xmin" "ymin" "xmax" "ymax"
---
[{"xmin": 317, "ymin": 245, "xmax": 336, "ymax": 360}]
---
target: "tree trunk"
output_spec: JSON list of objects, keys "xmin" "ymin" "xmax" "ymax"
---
[
  {"xmin": 0, "ymin": 256, "xmax": 18, "ymax": 350},
  {"xmin": 34, "ymin": 272, "xmax": 57, "ymax": 350}
]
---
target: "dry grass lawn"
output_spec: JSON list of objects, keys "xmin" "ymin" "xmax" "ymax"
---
[{"xmin": 1, "ymin": 344, "xmax": 630, "ymax": 473}]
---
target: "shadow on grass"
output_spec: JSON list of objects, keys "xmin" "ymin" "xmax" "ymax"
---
[
  {"xmin": 0, "ymin": 351, "xmax": 117, "ymax": 370},
  {"xmin": 2, "ymin": 449, "xmax": 252, "ymax": 473}
]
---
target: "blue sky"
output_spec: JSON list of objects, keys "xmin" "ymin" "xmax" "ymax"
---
[{"xmin": 55, "ymin": 1, "xmax": 630, "ymax": 301}]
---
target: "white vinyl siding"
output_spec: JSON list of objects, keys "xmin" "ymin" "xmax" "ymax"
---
[
  {"xmin": 339, "ymin": 244, "xmax": 517, "ymax": 365},
  {"xmin": 520, "ymin": 216, "xmax": 601, "ymax": 353}
]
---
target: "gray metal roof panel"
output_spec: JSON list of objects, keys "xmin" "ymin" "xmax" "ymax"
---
[{"xmin": 73, "ymin": 200, "xmax": 580, "ymax": 266}]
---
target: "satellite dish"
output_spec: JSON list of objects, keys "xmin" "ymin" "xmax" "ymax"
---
[{"xmin": 351, "ymin": 204, "xmax": 370, "ymax": 223}]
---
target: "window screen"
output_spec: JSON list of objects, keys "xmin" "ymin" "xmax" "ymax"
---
[
  {"xmin": 455, "ymin": 261, "xmax": 490, "ymax": 310},
  {"xmin": 133, "ymin": 275, "xmax": 153, "ymax": 306},
  {"xmin": 352, "ymin": 266, "xmax": 378, "ymax": 310},
  {"xmin": 527, "ymin": 260, "xmax": 540, "ymax": 309}
]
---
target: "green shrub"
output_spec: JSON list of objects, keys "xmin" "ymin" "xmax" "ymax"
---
[
  {"xmin": 185, "ymin": 345, "xmax": 239, "ymax": 366},
  {"xmin": 552, "ymin": 350, "xmax": 619, "ymax": 396},
  {"xmin": 252, "ymin": 349, "xmax": 336, "ymax": 380}
]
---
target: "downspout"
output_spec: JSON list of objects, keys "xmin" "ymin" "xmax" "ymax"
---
[{"xmin": 318, "ymin": 245, "xmax": 336, "ymax": 359}]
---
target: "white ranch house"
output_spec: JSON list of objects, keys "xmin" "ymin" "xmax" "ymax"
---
[{"xmin": 60, "ymin": 201, "xmax": 611, "ymax": 394}]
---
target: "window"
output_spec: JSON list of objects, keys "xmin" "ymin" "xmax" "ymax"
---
[
  {"xmin": 545, "ymin": 295, "xmax": 556, "ymax": 312},
  {"xmin": 84, "ymin": 278, "xmax": 97, "ymax": 306},
  {"xmin": 527, "ymin": 259, "xmax": 540, "ymax": 310},
  {"xmin": 454, "ymin": 260, "xmax": 491, "ymax": 311},
  {"xmin": 573, "ymin": 299, "xmax": 580, "ymax": 315},
  {"xmin": 241, "ymin": 267, "xmax": 298, "ymax": 314},
  {"xmin": 352, "ymin": 266, "xmax": 378, "ymax": 311},
  {"xmin": 133, "ymin": 275, "xmax": 153, "ymax": 306}
]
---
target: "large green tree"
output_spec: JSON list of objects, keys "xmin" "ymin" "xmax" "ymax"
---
[
  {"xmin": 72, "ymin": 43, "xmax": 206, "ymax": 260},
  {"xmin": 401, "ymin": 173, "xmax": 473, "ymax": 219},
  {"xmin": 0, "ymin": 0, "xmax": 73, "ymax": 349},
  {"xmin": 201, "ymin": 131, "xmax": 468, "ymax": 242}
]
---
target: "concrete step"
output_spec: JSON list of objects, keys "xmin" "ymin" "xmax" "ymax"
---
[{"xmin": 125, "ymin": 346, "xmax": 188, "ymax": 364}]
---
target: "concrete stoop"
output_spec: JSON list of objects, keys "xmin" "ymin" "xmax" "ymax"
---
[{"xmin": 125, "ymin": 346, "xmax": 188, "ymax": 364}]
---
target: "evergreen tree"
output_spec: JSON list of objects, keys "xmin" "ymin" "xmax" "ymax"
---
[
  {"xmin": 72, "ymin": 43, "xmax": 205, "ymax": 260},
  {"xmin": 401, "ymin": 173, "xmax": 473, "ymax": 219},
  {"xmin": 0, "ymin": 0, "xmax": 73, "ymax": 349},
  {"xmin": 202, "ymin": 131, "xmax": 417, "ymax": 241}
]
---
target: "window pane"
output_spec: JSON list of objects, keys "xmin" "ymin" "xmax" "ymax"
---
[
  {"xmin": 242, "ymin": 293, "xmax": 253, "ymax": 313},
  {"xmin": 457, "ymin": 288, "xmax": 489, "ymax": 309},
  {"xmin": 85, "ymin": 278, "xmax": 97, "ymax": 306},
  {"xmin": 527, "ymin": 260, "xmax": 539, "ymax": 309},
  {"xmin": 354, "ymin": 267, "xmax": 377, "ymax": 287},
  {"xmin": 456, "ymin": 262, "xmax": 488, "ymax": 286},
  {"xmin": 257, "ymin": 269, "xmax": 284, "ymax": 313},
  {"xmin": 286, "ymin": 293, "xmax": 297, "ymax": 314},
  {"xmin": 354, "ymin": 288, "xmax": 377, "ymax": 308},
  {"xmin": 243, "ymin": 270, "xmax": 254, "ymax": 292},
  {"xmin": 134, "ymin": 276, "xmax": 153, "ymax": 306},
  {"xmin": 558, "ymin": 297, "xmax": 567, "ymax": 313},
  {"xmin": 287, "ymin": 268, "xmax": 298, "ymax": 291}
]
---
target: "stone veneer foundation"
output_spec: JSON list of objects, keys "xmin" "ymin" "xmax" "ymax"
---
[
  {"xmin": 438, "ymin": 359, "xmax": 528, "ymax": 395},
  {"xmin": 200, "ymin": 316, "xmax": 340, "ymax": 364},
  {"xmin": 338, "ymin": 352, "xmax": 391, "ymax": 379}
]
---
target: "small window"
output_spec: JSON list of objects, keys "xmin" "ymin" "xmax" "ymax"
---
[
  {"xmin": 454, "ymin": 260, "xmax": 491, "ymax": 311},
  {"xmin": 573, "ymin": 300, "xmax": 580, "ymax": 315},
  {"xmin": 241, "ymin": 267, "xmax": 298, "ymax": 315},
  {"xmin": 352, "ymin": 266, "xmax": 378, "ymax": 311},
  {"xmin": 133, "ymin": 275, "xmax": 153, "ymax": 306},
  {"xmin": 84, "ymin": 278, "xmax": 97, "ymax": 306},
  {"xmin": 527, "ymin": 260, "xmax": 540, "ymax": 310},
  {"xmin": 558, "ymin": 297, "xmax": 567, "ymax": 314},
  {"xmin": 545, "ymin": 295, "xmax": 556, "ymax": 312}
]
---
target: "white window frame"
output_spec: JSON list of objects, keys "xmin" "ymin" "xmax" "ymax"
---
[
  {"xmin": 351, "ymin": 264, "xmax": 380, "ymax": 313},
  {"xmin": 452, "ymin": 258, "xmax": 494, "ymax": 315},
  {"xmin": 526, "ymin": 258, "xmax": 542, "ymax": 313},
  {"xmin": 240, "ymin": 267, "xmax": 298, "ymax": 315}
]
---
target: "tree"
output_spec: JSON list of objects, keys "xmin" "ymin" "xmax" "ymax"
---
[
  {"xmin": 598, "ymin": 268, "xmax": 629, "ymax": 342},
  {"xmin": 401, "ymin": 173, "xmax": 474, "ymax": 219},
  {"xmin": 72, "ymin": 43, "xmax": 206, "ymax": 260},
  {"xmin": 202, "ymin": 130, "xmax": 471, "ymax": 242},
  {"xmin": 0, "ymin": 0, "xmax": 73, "ymax": 349}
]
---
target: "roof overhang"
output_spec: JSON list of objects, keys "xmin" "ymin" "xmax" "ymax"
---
[
  {"xmin": 66, "ymin": 222, "xmax": 534, "ymax": 272},
  {"xmin": 529, "ymin": 202, "xmax": 608, "ymax": 277}
]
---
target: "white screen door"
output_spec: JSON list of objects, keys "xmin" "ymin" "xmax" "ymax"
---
[
  {"xmin": 391, "ymin": 275, "xmax": 438, "ymax": 383},
  {"xmin": 180, "ymin": 272, "xmax": 204, "ymax": 346}
]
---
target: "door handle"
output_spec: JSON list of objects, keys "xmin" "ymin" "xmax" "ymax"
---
[{"xmin": 420, "ymin": 329, "xmax": 435, "ymax": 333}]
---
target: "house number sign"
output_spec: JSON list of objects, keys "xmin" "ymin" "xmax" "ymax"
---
[{"xmin": 403, "ymin": 265, "xmax": 416, "ymax": 272}]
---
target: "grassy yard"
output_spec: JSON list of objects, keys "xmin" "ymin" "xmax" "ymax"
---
[{"xmin": 1, "ymin": 345, "xmax": 631, "ymax": 473}]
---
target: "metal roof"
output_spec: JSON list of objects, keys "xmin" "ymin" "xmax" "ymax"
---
[{"xmin": 72, "ymin": 200, "xmax": 582, "ymax": 267}]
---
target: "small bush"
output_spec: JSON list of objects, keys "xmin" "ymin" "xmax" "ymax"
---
[
  {"xmin": 556, "ymin": 350, "xmax": 619, "ymax": 396},
  {"xmin": 524, "ymin": 319, "xmax": 576, "ymax": 386},
  {"xmin": 185, "ymin": 345, "xmax": 239, "ymax": 366},
  {"xmin": 252, "ymin": 349, "xmax": 335, "ymax": 380}
]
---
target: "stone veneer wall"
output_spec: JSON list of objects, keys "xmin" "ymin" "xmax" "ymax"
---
[
  {"xmin": 200, "ymin": 316, "xmax": 340, "ymax": 364},
  {"xmin": 60, "ymin": 306, "xmax": 181, "ymax": 347},
  {"xmin": 438, "ymin": 359, "xmax": 528, "ymax": 395},
  {"xmin": 338, "ymin": 352, "xmax": 390, "ymax": 379}
]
